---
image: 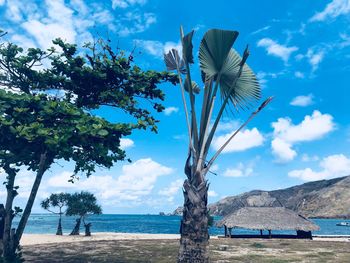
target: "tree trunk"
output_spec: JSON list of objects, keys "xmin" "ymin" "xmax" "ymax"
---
[
  {"xmin": 178, "ymin": 179, "xmax": 209, "ymax": 263},
  {"xmin": 14, "ymin": 152, "xmax": 47, "ymax": 250},
  {"xmin": 56, "ymin": 217, "xmax": 63, "ymax": 236},
  {"xmin": 84, "ymin": 223, "xmax": 91, "ymax": 236},
  {"xmin": 2, "ymin": 165, "xmax": 17, "ymax": 260},
  {"xmin": 70, "ymin": 218, "xmax": 81, "ymax": 236}
]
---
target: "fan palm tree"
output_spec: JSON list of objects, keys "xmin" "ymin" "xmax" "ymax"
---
[{"xmin": 164, "ymin": 27, "xmax": 272, "ymax": 262}]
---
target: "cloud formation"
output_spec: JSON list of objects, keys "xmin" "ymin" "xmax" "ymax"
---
[
  {"xmin": 133, "ymin": 39, "xmax": 181, "ymax": 58},
  {"xmin": 212, "ymin": 128, "xmax": 264, "ymax": 153},
  {"xmin": 271, "ymin": 111, "xmax": 335, "ymax": 162},
  {"xmin": 290, "ymin": 94, "xmax": 314, "ymax": 107},
  {"xmin": 164, "ymin": 107, "xmax": 179, "ymax": 116},
  {"xmin": 289, "ymin": 154, "xmax": 350, "ymax": 181},
  {"xmin": 223, "ymin": 162, "xmax": 254, "ymax": 178},
  {"xmin": 310, "ymin": 0, "xmax": 350, "ymax": 22},
  {"xmin": 257, "ymin": 38, "xmax": 298, "ymax": 63}
]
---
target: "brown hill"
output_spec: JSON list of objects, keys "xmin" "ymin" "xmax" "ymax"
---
[{"xmin": 173, "ymin": 176, "xmax": 350, "ymax": 218}]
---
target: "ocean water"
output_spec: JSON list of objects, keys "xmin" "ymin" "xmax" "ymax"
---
[{"xmin": 11, "ymin": 214, "xmax": 350, "ymax": 236}]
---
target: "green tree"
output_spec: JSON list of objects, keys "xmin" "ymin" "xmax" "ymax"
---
[
  {"xmin": 164, "ymin": 27, "xmax": 272, "ymax": 262},
  {"xmin": 41, "ymin": 193, "xmax": 69, "ymax": 235},
  {"xmin": 66, "ymin": 192, "xmax": 102, "ymax": 236},
  {"xmin": 0, "ymin": 37, "xmax": 177, "ymax": 260}
]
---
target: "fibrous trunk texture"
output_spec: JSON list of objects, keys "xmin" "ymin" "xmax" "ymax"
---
[
  {"xmin": 178, "ymin": 179, "xmax": 209, "ymax": 263},
  {"xmin": 56, "ymin": 217, "xmax": 63, "ymax": 236},
  {"xmin": 70, "ymin": 218, "xmax": 81, "ymax": 236}
]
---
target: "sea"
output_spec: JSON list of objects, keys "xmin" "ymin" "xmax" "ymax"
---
[{"xmin": 12, "ymin": 214, "xmax": 350, "ymax": 236}]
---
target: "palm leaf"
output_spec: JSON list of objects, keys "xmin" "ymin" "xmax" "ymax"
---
[
  {"xmin": 220, "ymin": 49, "xmax": 260, "ymax": 109},
  {"xmin": 164, "ymin": 49, "xmax": 186, "ymax": 74},
  {"xmin": 199, "ymin": 29, "xmax": 239, "ymax": 80},
  {"xmin": 184, "ymin": 80, "xmax": 200, "ymax": 94},
  {"xmin": 182, "ymin": 30, "xmax": 194, "ymax": 64}
]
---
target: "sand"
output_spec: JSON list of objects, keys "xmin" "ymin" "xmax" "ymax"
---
[
  {"xmin": 20, "ymin": 232, "xmax": 181, "ymax": 246},
  {"xmin": 20, "ymin": 233, "xmax": 349, "ymax": 246}
]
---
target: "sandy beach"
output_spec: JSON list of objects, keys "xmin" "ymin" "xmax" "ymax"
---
[
  {"xmin": 20, "ymin": 232, "xmax": 349, "ymax": 246},
  {"xmin": 19, "ymin": 233, "xmax": 350, "ymax": 263}
]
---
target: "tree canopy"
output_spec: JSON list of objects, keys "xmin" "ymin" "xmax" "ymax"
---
[
  {"xmin": 0, "ymin": 36, "xmax": 177, "ymax": 259},
  {"xmin": 66, "ymin": 191, "xmax": 102, "ymax": 218}
]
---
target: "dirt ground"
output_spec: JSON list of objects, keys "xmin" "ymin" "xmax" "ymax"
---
[{"xmin": 21, "ymin": 238, "xmax": 350, "ymax": 263}]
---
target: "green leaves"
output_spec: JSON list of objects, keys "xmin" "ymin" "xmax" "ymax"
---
[
  {"xmin": 198, "ymin": 29, "xmax": 260, "ymax": 109},
  {"xmin": 184, "ymin": 80, "xmax": 201, "ymax": 94},
  {"xmin": 219, "ymin": 49, "xmax": 260, "ymax": 109},
  {"xmin": 182, "ymin": 30, "xmax": 195, "ymax": 64},
  {"xmin": 97, "ymin": 129, "xmax": 109, "ymax": 136},
  {"xmin": 199, "ymin": 29, "xmax": 239, "ymax": 80}
]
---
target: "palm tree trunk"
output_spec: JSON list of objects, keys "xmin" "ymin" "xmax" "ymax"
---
[
  {"xmin": 70, "ymin": 217, "xmax": 81, "ymax": 235},
  {"xmin": 56, "ymin": 217, "xmax": 63, "ymax": 235},
  {"xmin": 14, "ymin": 152, "xmax": 47, "ymax": 250},
  {"xmin": 178, "ymin": 179, "xmax": 209, "ymax": 263},
  {"xmin": 2, "ymin": 165, "xmax": 17, "ymax": 260}
]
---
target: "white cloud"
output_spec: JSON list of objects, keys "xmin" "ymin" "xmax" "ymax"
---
[
  {"xmin": 164, "ymin": 107, "xmax": 179, "ymax": 116},
  {"xmin": 0, "ymin": 0, "xmax": 5, "ymax": 6},
  {"xmin": 208, "ymin": 190, "xmax": 218, "ymax": 197},
  {"xmin": 44, "ymin": 158, "xmax": 173, "ymax": 203},
  {"xmin": 257, "ymin": 38, "xmax": 298, "ymax": 63},
  {"xmin": 158, "ymin": 179, "xmax": 183, "ymax": 202},
  {"xmin": 133, "ymin": 39, "xmax": 181, "ymax": 58},
  {"xmin": 112, "ymin": 0, "xmax": 147, "ymax": 9},
  {"xmin": 251, "ymin": 26, "xmax": 271, "ymax": 35},
  {"xmin": 271, "ymin": 111, "xmax": 335, "ymax": 162},
  {"xmin": 294, "ymin": 71, "xmax": 305, "ymax": 78},
  {"xmin": 117, "ymin": 12, "xmax": 156, "ymax": 37},
  {"xmin": 120, "ymin": 138, "xmax": 135, "ymax": 149},
  {"xmin": 223, "ymin": 162, "xmax": 254, "ymax": 177},
  {"xmin": 306, "ymin": 48, "xmax": 325, "ymax": 72},
  {"xmin": 211, "ymin": 120, "xmax": 240, "ymax": 133},
  {"xmin": 289, "ymin": 154, "xmax": 350, "ymax": 181},
  {"xmin": 290, "ymin": 94, "xmax": 314, "ymax": 107},
  {"xmin": 310, "ymin": 0, "xmax": 350, "ymax": 22},
  {"xmin": 271, "ymin": 138, "xmax": 297, "ymax": 163},
  {"xmin": 212, "ymin": 128, "xmax": 264, "ymax": 153},
  {"xmin": 3, "ymin": 0, "xmax": 151, "ymax": 53}
]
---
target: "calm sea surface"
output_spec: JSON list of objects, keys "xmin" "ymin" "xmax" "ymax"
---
[{"xmin": 12, "ymin": 214, "xmax": 350, "ymax": 236}]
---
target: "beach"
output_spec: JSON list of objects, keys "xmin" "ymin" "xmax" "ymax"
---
[
  {"xmin": 20, "ymin": 233, "xmax": 350, "ymax": 263},
  {"xmin": 20, "ymin": 232, "xmax": 350, "ymax": 246}
]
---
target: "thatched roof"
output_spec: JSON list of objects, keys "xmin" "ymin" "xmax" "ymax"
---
[{"xmin": 215, "ymin": 207, "xmax": 320, "ymax": 231}]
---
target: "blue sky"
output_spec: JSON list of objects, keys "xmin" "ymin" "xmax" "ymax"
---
[{"xmin": 0, "ymin": 0, "xmax": 349, "ymax": 214}]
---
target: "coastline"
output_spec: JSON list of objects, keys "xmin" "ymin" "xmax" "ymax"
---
[{"xmin": 20, "ymin": 232, "xmax": 349, "ymax": 246}]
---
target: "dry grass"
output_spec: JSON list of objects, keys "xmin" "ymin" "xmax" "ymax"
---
[{"xmin": 22, "ymin": 238, "xmax": 350, "ymax": 263}]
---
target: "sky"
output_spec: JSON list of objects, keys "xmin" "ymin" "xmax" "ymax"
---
[{"xmin": 0, "ymin": 0, "xmax": 349, "ymax": 214}]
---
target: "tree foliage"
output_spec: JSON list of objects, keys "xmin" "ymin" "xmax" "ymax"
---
[
  {"xmin": 0, "ymin": 36, "xmax": 177, "ymax": 258},
  {"xmin": 40, "ymin": 193, "xmax": 69, "ymax": 214},
  {"xmin": 66, "ymin": 191, "xmax": 102, "ymax": 218}
]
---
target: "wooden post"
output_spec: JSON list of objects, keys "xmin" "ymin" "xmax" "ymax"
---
[
  {"xmin": 224, "ymin": 225, "xmax": 227, "ymax": 237},
  {"xmin": 268, "ymin": 230, "xmax": 272, "ymax": 239},
  {"xmin": 260, "ymin": 230, "xmax": 263, "ymax": 236},
  {"xmin": 228, "ymin": 228, "xmax": 232, "ymax": 238}
]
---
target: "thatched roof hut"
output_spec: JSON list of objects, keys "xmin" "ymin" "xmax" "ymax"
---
[{"xmin": 216, "ymin": 207, "xmax": 319, "ymax": 238}]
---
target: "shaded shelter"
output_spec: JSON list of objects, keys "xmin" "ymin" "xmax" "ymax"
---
[{"xmin": 215, "ymin": 207, "xmax": 319, "ymax": 239}]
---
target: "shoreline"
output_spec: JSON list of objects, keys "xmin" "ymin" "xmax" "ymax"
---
[{"xmin": 20, "ymin": 232, "xmax": 350, "ymax": 246}]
